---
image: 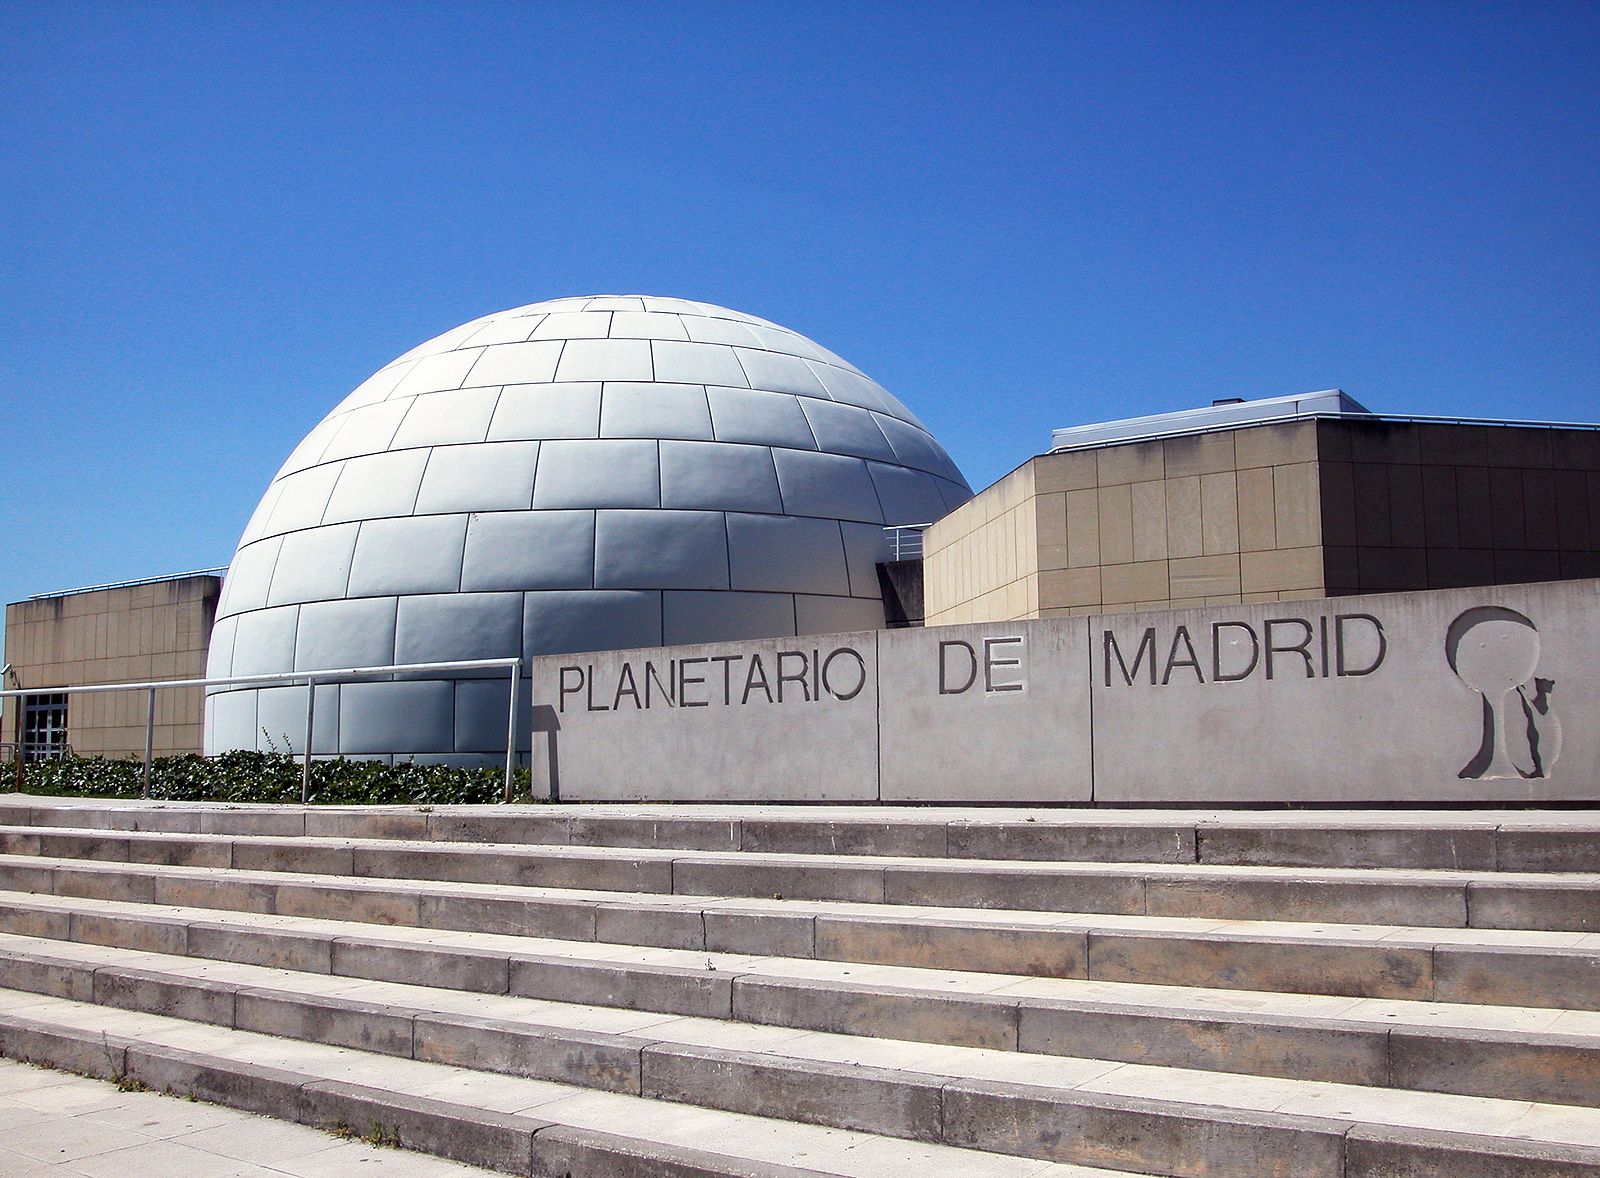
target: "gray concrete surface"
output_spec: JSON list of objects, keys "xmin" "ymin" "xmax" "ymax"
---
[{"xmin": 0, "ymin": 1053, "xmax": 493, "ymax": 1177}]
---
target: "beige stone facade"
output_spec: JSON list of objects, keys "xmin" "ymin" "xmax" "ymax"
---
[
  {"xmin": 925, "ymin": 419, "xmax": 1600, "ymax": 625},
  {"xmin": 2, "ymin": 575, "xmax": 220, "ymax": 760}
]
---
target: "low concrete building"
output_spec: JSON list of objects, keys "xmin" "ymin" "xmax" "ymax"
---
[
  {"xmin": 924, "ymin": 393, "xmax": 1600, "ymax": 624},
  {"xmin": 2, "ymin": 573, "xmax": 221, "ymax": 760}
]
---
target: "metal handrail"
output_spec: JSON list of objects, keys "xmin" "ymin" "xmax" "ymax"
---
[
  {"xmin": 1049, "ymin": 410, "xmax": 1600, "ymax": 455},
  {"xmin": 1, "ymin": 658, "xmax": 523, "ymax": 803},
  {"xmin": 26, "ymin": 567, "xmax": 229, "ymax": 601},
  {"xmin": 883, "ymin": 523, "xmax": 933, "ymax": 561}
]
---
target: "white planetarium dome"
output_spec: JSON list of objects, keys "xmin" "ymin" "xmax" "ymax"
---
[{"xmin": 205, "ymin": 295, "xmax": 973, "ymax": 763}]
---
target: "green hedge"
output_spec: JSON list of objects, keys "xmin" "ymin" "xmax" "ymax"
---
[{"xmin": 13, "ymin": 751, "xmax": 536, "ymax": 806}]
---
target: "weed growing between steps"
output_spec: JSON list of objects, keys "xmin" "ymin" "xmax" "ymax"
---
[{"xmin": 13, "ymin": 750, "xmax": 539, "ymax": 805}]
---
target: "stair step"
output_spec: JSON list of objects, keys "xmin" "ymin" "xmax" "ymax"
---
[
  {"xmin": 3, "ymin": 824, "xmax": 1596, "ymax": 930},
  {"xmin": 3, "ymin": 929, "xmax": 1600, "ymax": 1110},
  {"xmin": 4, "ymin": 797, "xmax": 1598, "ymax": 871},
  {"xmin": 3, "ymin": 892, "xmax": 1600, "ymax": 1110},
  {"xmin": 3, "ymin": 796, "xmax": 1598, "ymax": 1176},
  {"xmin": 6, "ymin": 864, "xmax": 1600, "ymax": 1007},
  {"xmin": 4, "ymin": 963, "xmax": 1600, "ymax": 1176},
  {"xmin": 0, "ymin": 989, "xmax": 1138, "ymax": 1177}
]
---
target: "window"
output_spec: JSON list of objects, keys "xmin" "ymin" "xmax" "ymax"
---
[{"xmin": 21, "ymin": 694, "xmax": 68, "ymax": 760}]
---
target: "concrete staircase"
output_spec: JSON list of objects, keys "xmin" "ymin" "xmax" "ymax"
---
[{"xmin": 0, "ymin": 797, "xmax": 1596, "ymax": 1176}]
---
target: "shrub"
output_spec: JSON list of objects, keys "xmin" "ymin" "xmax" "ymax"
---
[{"xmin": 14, "ymin": 751, "xmax": 536, "ymax": 805}]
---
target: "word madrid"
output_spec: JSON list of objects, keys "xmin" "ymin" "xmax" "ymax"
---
[
  {"xmin": 1102, "ymin": 612, "xmax": 1388, "ymax": 687},
  {"xmin": 558, "ymin": 645, "xmax": 870, "ymax": 713}
]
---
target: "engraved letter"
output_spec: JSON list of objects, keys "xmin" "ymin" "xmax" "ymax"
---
[
  {"xmin": 1162, "ymin": 626, "xmax": 1204, "ymax": 685},
  {"xmin": 558, "ymin": 666, "xmax": 584, "ymax": 714},
  {"xmin": 939, "ymin": 640, "xmax": 978, "ymax": 695},
  {"xmin": 1104, "ymin": 628, "xmax": 1158, "ymax": 687},
  {"xmin": 1335, "ymin": 613, "xmax": 1387, "ymax": 677},
  {"xmin": 1211, "ymin": 622, "xmax": 1259, "ymax": 682},
  {"xmin": 777, "ymin": 651, "xmax": 811, "ymax": 703},
  {"xmin": 1264, "ymin": 618, "xmax": 1315, "ymax": 680},
  {"xmin": 982, "ymin": 637, "xmax": 1025, "ymax": 692},
  {"xmin": 821, "ymin": 647, "xmax": 868, "ymax": 701}
]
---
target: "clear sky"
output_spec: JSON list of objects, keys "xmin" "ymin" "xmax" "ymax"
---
[{"xmin": 2, "ymin": 1, "xmax": 1597, "ymax": 639}]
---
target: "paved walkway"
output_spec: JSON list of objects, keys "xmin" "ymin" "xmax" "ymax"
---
[{"xmin": 0, "ymin": 1056, "xmax": 491, "ymax": 1177}]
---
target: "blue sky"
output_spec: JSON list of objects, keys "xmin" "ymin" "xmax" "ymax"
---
[{"xmin": 2, "ymin": 1, "xmax": 1597, "ymax": 634}]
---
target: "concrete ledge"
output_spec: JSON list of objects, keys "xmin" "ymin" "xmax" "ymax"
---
[
  {"xmin": 527, "ymin": 1124, "xmax": 835, "ymax": 1178},
  {"xmin": 641, "ymin": 1043, "xmax": 946, "ymax": 1140},
  {"xmin": 413, "ymin": 1012, "xmax": 641, "ymax": 1092},
  {"xmin": 942, "ymin": 1078, "xmax": 1354, "ymax": 1174},
  {"xmin": 299, "ymin": 1080, "xmax": 542, "ymax": 1175},
  {"xmin": 0, "ymin": 1013, "xmax": 131, "ymax": 1081},
  {"xmin": 730, "ymin": 975, "xmax": 1020, "ymax": 1051},
  {"xmin": 1344, "ymin": 1124, "xmax": 1600, "ymax": 1177},
  {"xmin": 124, "ymin": 1041, "xmax": 312, "ymax": 1117},
  {"xmin": 6, "ymin": 799, "xmax": 1597, "ymax": 873},
  {"xmin": 11, "ymin": 825, "xmax": 1600, "ymax": 932}
]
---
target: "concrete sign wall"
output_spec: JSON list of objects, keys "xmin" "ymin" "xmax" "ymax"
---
[{"xmin": 532, "ymin": 578, "xmax": 1599, "ymax": 804}]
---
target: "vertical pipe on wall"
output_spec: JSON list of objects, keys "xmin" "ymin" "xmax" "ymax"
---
[
  {"xmin": 301, "ymin": 678, "xmax": 316, "ymax": 806},
  {"xmin": 142, "ymin": 688, "xmax": 156, "ymax": 799},
  {"xmin": 504, "ymin": 661, "xmax": 520, "ymax": 803}
]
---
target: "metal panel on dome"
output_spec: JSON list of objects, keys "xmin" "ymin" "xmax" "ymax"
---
[
  {"xmin": 662, "ymin": 590, "xmax": 797, "ymax": 645},
  {"xmin": 414, "ymin": 442, "xmax": 539, "ymax": 514},
  {"xmin": 867, "ymin": 462, "xmax": 950, "ymax": 523},
  {"xmin": 659, "ymin": 440, "xmax": 783, "ymax": 512},
  {"xmin": 293, "ymin": 597, "xmax": 397, "ymax": 671},
  {"xmin": 321, "ymin": 450, "xmax": 428, "ymax": 524},
  {"xmin": 395, "ymin": 593, "xmax": 523, "ymax": 668},
  {"xmin": 594, "ymin": 510, "xmax": 730, "ymax": 590},
  {"xmin": 464, "ymin": 341, "xmax": 563, "ymax": 387},
  {"xmin": 733, "ymin": 348, "xmax": 832, "ymax": 399},
  {"xmin": 705, "ymin": 387, "xmax": 819, "ymax": 449},
  {"xmin": 771, "ymin": 449, "xmax": 884, "ymax": 523},
  {"xmin": 610, "ymin": 311, "xmax": 690, "ymax": 340},
  {"xmin": 389, "ymin": 349, "xmax": 484, "ymax": 398},
  {"xmin": 553, "ymin": 338, "xmax": 653, "ymax": 382},
  {"xmin": 682, "ymin": 317, "xmax": 763, "ymax": 348},
  {"xmin": 487, "ymin": 383, "xmax": 601, "ymax": 441},
  {"xmin": 795, "ymin": 594, "xmax": 886, "ymax": 635},
  {"xmin": 532, "ymin": 439, "xmax": 660, "ymax": 509},
  {"xmin": 231, "ymin": 607, "xmax": 298, "ymax": 677},
  {"xmin": 599, "ymin": 383, "xmax": 714, "ymax": 440},
  {"xmin": 263, "ymin": 462, "xmax": 344, "ymax": 537},
  {"xmin": 522, "ymin": 589, "xmax": 663, "ymax": 656},
  {"xmin": 267, "ymin": 525, "xmax": 359, "ymax": 606},
  {"xmin": 727, "ymin": 513, "xmax": 850, "ymax": 596},
  {"xmin": 391, "ymin": 387, "xmax": 500, "ymax": 447},
  {"xmin": 650, "ymin": 340, "xmax": 749, "ymax": 387},
  {"xmin": 346, "ymin": 515, "xmax": 467, "ymax": 597},
  {"xmin": 319, "ymin": 401, "xmax": 412, "ymax": 462},
  {"xmin": 340, "ymin": 681, "xmax": 454, "ymax": 755},
  {"xmin": 799, "ymin": 400, "xmax": 899, "ymax": 462},
  {"xmin": 461, "ymin": 510, "xmax": 595, "ymax": 592},
  {"xmin": 530, "ymin": 312, "xmax": 611, "ymax": 340},
  {"xmin": 218, "ymin": 536, "xmax": 282, "ymax": 615}
]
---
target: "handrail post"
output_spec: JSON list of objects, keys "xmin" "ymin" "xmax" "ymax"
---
[
  {"xmin": 142, "ymin": 687, "xmax": 156, "ymax": 799},
  {"xmin": 504, "ymin": 660, "xmax": 520, "ymax": 804},
  {"xmin": 301, "ymin": 677, "xmax": 316, "ymax": 805}
]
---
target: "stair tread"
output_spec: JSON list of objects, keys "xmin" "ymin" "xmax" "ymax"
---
[
  {"xmin": 9, "ymin": 823, "xmax": 1600, "ymax": 883},
  {"xmin": 4, "ymin": 945, "xmax": 1600, "ymax": 1156},
  {"xmin": 0, "ymin": 987, "xmax": 1155, "ymax": 1178},
  {"xmin": 5, "ymin": 863, "xmax": 1596, "ymax": 950},
  {"xmin": 9, "ymin": 795, "xmax": 1600, "ymax": 829},
  {"xmin": 4, "ymin": 893, "xmax": 1600, "ymax": 1040}
]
